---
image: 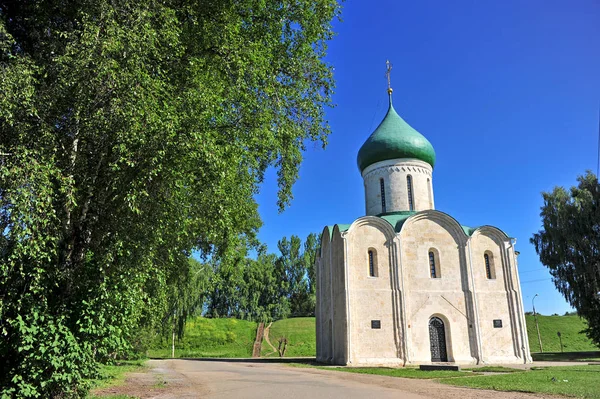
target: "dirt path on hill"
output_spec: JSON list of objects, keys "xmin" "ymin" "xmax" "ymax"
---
[
  {"xmin": 262, "ymin": 322, "xmax": 277, "ymax": 356},
  {"xmin": 91, "ymin": 359, "xmax": 560, "ymax": 399}
]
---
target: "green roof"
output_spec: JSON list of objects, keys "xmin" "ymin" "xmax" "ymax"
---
[
  {"xmin": 325, "ymin": 224, "xmax": 351, "ymax": 239},
  {"xmin": 379, "ymin": 211, "xmax": 417, "ymax": 232},
  {"xmin": 357, "ymin": 95, "xmax": 436, "ymax": 172},
  {"xmin": 328, "ymin": 211, "xmax": 480, "ymax": 236},
  {"xmin": 461, "ymin": 225, "xmax": 478, "ymax": 236}
]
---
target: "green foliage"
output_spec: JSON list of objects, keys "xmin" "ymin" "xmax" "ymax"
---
[
  {"xmin": 531, "ymin": 171, "xmax": 600, "ymax": 346},
  {"xmin": 526, "ymin": 314, "xmax": 599, "ymax": 353},
  {"xmin": 276, "ymin": 233, "xmax": 320, "ymax": 317},
  {"xmin": 442, "ymin": 365, "xmax": 600, "ymax": 399},
  {"xmin": 0, "ymin": 1, "xmax": 340, "ymax": 396},
  {"xmin": 147, "ymin": 317, "xmax": 257, "ymax": 358},
  {"xmin": 163, "ymin": 258, "xmax": 213, "ymax": 340},
  {"xmin": 205, "ymin": 233, "xmax": 319, "ymax": 322},
  {"xmin": 206, "ymin": 245, "xmax": 292, "ymax": 322},
  {"xmin": 240, "ymin": 251, "xmax": 292, "ymax": 322},
  {"xmin": 564, "ymin": 311, "xmax": 578, "ymax": 316}
]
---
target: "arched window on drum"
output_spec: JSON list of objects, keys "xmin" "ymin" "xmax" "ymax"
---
[
  {"xmin": 407, "ymin": 175, "xmax": 415, "ymax": 211},
  {"xmin": 380, "ymin": 178, "xmax": 386, "ymax": 214}
]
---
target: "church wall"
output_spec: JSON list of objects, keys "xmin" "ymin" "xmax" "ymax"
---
[
  {"xmin": 362, "ymin": 159, "xmax": 434, "ymax": 215},
  {"xmin": 331, "ymin": 229, "xmax": 348, "ymax": 364},
  {"xmin": 317, "ymin": 231, "xmax": 333, "ymax": 362},
  {"xmin": 400, "ymin": 217, "xmax": 476, "ymax": 364},
  {"xmin": 315, "ymin": 254, "xmax": 322, "ymax": 361},
  {"xmin": 470, "ymin": 233, "xmax": 527, "ymax": 363},
  {"xmin": 346, "ymin": 220, "xmax": 402, "ymax": 365}
]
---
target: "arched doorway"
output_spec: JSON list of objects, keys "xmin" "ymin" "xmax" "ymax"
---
[{"xmin": 429, "ymin": 317, "xmax": 448, "ymax": 362}]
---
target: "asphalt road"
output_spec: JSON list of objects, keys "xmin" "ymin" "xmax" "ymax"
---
[
  {"xmin": 95, "ymin": 359, "xmax": 558, "ymax": 399},
  {"xmin": 163, "ymin": 359, "xmax": 428, "ymax": 399}
]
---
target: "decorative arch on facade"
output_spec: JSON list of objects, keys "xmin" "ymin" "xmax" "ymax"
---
[
  {"xmin": 347, "ymin": 215, "xmax": 397, "ymax": 243},
  {"xmin": 469, "ymin": 225, "xmax": 510, "ymax": 267},
  {"xmin": 331, "ymin": 224, "xmax": 346, "ymax": 240},
  {"xmin": 400, "ymin": 210, "xmax": 469, "ymax": 247},
  {"xmin": 322, "ymin": 224, "xmax": 335, "ymax": 245},
  {"xmin": 470, "ymin": 225, "xmax": 510, "ymax": 244},
  {"xmin": 470, "ymin": 225, "xmax": 510, "ymax": 279},
  {"xmin": 320, "ymin": 226, "xmax": 332, "ymax": 253},
  {"xmin": 331, "ymin": 224, "xmax": 348, "ymax": 279}
]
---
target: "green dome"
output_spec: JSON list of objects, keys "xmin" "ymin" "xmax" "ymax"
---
[{"xmin": 357, "ymin": 97, "xmax": 436, "ymax": 172}]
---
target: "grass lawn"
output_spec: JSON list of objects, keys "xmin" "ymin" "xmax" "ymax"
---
[
  {"xmin": 526, "ymin": 315, "xmax": 599, "ymax": 353},
  {"xmin": 531, "ymin": 351, "xmax": 600, "ymax": 362},
  {"xmin": 86, "ymin": 360, "xmax": 146, "ymax": 399},
  {"xmin": 327, "ymin": 366, "xmax": 474, "ymax": 379},
  {"xmin": 462, "ymin": 366, "xmax": 523, "ymax": 373},
  {"xmin": 442, "ymin": 365, "xmax": 600, "ymax": 399},
  {"xmin": 291, "ymin": 362, "xmax": 600, "ymax": 398},
  {"xmin": 148, "ymin": 317, "xmax": 257, "ymax": 358},
  {"xmin": 262, "ymin": 317, "xmax": 316, "ymax": 357},
  {"xmin": 288, "ymin": 363, "xmax": 476, "ymax": 379}
]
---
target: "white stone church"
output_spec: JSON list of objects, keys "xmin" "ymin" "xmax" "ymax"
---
[{"xmin": 315, "ymin": 84, "xmax": 532, "ymax": 366}]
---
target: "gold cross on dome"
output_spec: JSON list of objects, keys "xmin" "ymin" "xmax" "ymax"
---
[{"xmin": 385, "ymin": 60, "xmax": 393, "ymax": 94}]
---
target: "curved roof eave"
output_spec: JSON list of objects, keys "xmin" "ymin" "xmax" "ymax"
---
[
  {"xmin": 398, "ymin": 209, "xmax": 476, "ymax": 240},
  {"xmin": 320, "ymin": 212, "xmax": 509, "ymax": 243},
  {"xmin": 470, "ymin": 225, "xmax": 511, "ymax": 240}
]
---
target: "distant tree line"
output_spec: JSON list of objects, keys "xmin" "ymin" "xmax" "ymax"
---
[{"xmin": 160, "ymin": 233, "xmax": 320, "ymax": 342}]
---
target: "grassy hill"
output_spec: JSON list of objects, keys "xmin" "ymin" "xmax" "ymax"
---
[
  {"xmin": 261, "ymin": 317, "xmax": 316, "ymax": 357},
  {"xmin": 525, "ymin": 314, "xmax": 598, "ymax": 353},
  {"xmin": 147, "ymin": 317, "xmax": 258, "ymax": 358},
  {"xmin": 148, "ymin": 314, "xmax": 598, "ymax": 359}
]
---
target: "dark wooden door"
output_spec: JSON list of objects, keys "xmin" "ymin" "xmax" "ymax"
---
[{"xmin": 429, "ymin": 317, "xmax": 448, "ymax": 362}]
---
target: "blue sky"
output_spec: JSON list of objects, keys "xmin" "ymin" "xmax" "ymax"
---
[{"xmin": 254, "ymin": 0, "xmax": 600, "ymax": 316}]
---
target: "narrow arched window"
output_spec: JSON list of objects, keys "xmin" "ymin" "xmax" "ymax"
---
[
  {"xmin": 407, "ymin": 175, "xmax": 414, "ymax": 211},
  {"xmin": 380, "ymin": 178, "xmax": 386, "ymax": 213},
  {"xmin": 427, "ymin": 178, "xmax": 433, "ymax": 208},
  {"xmin": 368, "ymin": 249, "xmax": 377, "ymax": 277},
  {"xmin": 484, "ymin": 253, "xmax": 495, "ymax": 279},
  {"xmin": 429, "ymin": 251, "xmax": 438, "ymax": 278}
]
